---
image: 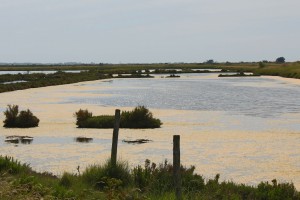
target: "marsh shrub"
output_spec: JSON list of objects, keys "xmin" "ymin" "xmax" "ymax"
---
[
  {"xmin": 81, "ymin": 159, "xmax": 132, "ymax": 188},
  {"xmin": 74, "ymin": 109, "xmax": 93, "ymax": 128},
  {"xmin": 3, "ymin": 105, "xmax": 39, "ymax": 128},
  {"xmin": 133, "ymin": 159, "xmax": 205, "ymax": 194},
  {"xmin": 75, "ymin": 106, "xmax": 162, "ymax": 129},
  {"xmin": 82, "ymin": 115, "xmax": 115, "ymax": 128},
  {"xmin": 3, "ymin": 104, "xmax": 19, "ymax": 127},
  {"xmin": 121, "ymin": 106, "xmax": 162, "ymax": 128},
  {"xmin": 16, "ymin": 110, "xmax": 40, "ymax": 128},
  {"xmin": 59, "ymin": 172, "xmax": 73, "ymax": 188}
]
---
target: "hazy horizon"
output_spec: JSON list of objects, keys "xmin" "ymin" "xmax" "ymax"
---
[{"xmin": 1, "ymin": 0, "xmax": 299, "ymax": 63}]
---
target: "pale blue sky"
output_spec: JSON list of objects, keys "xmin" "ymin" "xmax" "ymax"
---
[{"xmin": 0, "ymin": 0, "xmax": 299, "ymax": 63}]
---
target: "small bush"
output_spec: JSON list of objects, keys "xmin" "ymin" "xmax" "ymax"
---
[
  {"xmin": 74, "ymin": 106, "xmax": 162, "ymax": 129},
  {"xmin": 121, "ymin": 106, "xmax": 162, "ymax": 128},
  {"xmin": 59, "ymin": 172, "xmax": 73, "ymax": 188},
  {"xmin": 133, "ymin": 159, "xmax": 204, "ymax": 195},
  {"xmin": 3, "ymin": 104, "xmax": 19, "ymax": 127},
  {"xmin": 81, "ymin": 159, "xmax": 132, "ymax": 189},
  {"xmin": 16, "ymin": 109, "xmax": 40, "ymax": 128},
  {"xmin": 3, "ymin": 105, "xmax": 39, "ymax": 128},
  {"xmin": 74, "ymin": 109, "xmax": 93, "ymax": 128}
]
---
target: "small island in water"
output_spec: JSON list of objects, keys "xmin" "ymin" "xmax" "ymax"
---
[
  {"xmin": 74, "ymin": 106, "xmax": 162, "ymax": 129},
  {"xmin": 3, "ymin": 104, "xmax": 39, "ymax": 128}
]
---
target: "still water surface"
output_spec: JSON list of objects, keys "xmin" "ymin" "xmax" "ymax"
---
[
  {"xmin": 66, "ymin": 73, "xmax": 300, "ymax": 119},
  {"xmin": 0, "ymin": 73, "xmax": 299, "ymax": 188}
]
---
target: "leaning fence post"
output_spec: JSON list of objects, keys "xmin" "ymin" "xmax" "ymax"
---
[
  {"xmin": 173, "ymin": 135, "xmax": 182, "ymax": 200},
  {"xmin": 111, "ymin": 109, "xmax": 121, "ymax": 167}
]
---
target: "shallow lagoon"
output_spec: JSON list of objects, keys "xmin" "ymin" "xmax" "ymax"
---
[{"xmin": 0, "ymin": 73, "xmax": 299, "ymax": 189}]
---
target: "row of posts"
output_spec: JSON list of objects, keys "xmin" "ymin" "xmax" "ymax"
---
[{"xmin": 110, "ymin": 109, "xmax": 182, "ymax": 200}]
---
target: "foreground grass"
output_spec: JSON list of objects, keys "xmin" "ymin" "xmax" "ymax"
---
[{"xmin": 0, "ymin": 156, "xmax": 299, "ymax": 200}]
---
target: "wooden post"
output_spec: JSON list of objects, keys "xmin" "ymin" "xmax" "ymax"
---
[
  {"xmin": 173, "ymin": 135, "xmax": 182, "ymax": 200},
  {"xmin": 111, "ymin": 109, "xmax": 121, "ymax": 167}
]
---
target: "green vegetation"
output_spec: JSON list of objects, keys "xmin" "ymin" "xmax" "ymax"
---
[
  {"xmin": 0, "ymin": 71, "xmax": 110, "ymax": 93},
  {"xmin": 3, "ymin": 104, "xmax": 39, "ymax": 128},
  {"xmin": 253, "ymin": 64, "xmax": 300, "ymax": 79},
  {"xmin": 75, "ymin": 106, "xmax": 162, "ymax": 129},
  {"xmin": 1, "ymin": 62, "xmax": 300, "ymax": 93},
  {"xmin": 215, "ymin": 62, "xmax": 300, "ymax": 79},
  {"xmin": 74, "ymin": 109, "xmax": 93, "ymax": 127},
  {"xmin": 0, "ymin": 156, "xmax": 299, "ymax": 199}
]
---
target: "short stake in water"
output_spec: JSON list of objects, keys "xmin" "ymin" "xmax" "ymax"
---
[
  {"xmin": 111, "ymin": 109, "xmax": 121, "ymax": 167},
  {"xmin": 173, "ymin": 135, "xmax": 182, "ymax": 200}
]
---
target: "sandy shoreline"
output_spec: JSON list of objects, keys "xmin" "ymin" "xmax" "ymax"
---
[
  {"xmin": 263, "ymin": 75, "xmax": 300, "ymax": 85},
  {"xmin": 0, "ymin": 76, "xmax": 299, "ymax": 189}
]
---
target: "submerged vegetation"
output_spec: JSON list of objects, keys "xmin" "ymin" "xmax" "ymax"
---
[
  {"xmin": 75, "ymin": 106, "xmax": 162, "ymax": 129},
  {"xmin": 3, "ymin": 104, "xmax": 39, "ymax": 128},
  {"xmin": 0, "ymin": 156, "xmax": 299, "ymax": 199}
]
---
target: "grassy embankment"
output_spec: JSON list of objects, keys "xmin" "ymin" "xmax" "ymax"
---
[
  {"xmin": 1, "ymin": 62, "xmax": 300, "ymax": 93},
  {"xmin": 1, "ymin": 156, "xmax": 299, "ymax": 200},
  {"xmin": 221, "ymin": 62, "xmax": 300, "ymax": 79}
]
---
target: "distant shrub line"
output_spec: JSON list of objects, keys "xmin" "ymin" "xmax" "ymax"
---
[
  {"xmin": 75, "ymin": 106, "xmax": 162, "ymax": 129},
  {"xmin": 0, "ymin": 71, "xmax": 110, "ymax": 93}
]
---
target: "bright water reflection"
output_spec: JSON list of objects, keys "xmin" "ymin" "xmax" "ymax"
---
[{"xmin": 65, "ymin": 74, "xmax": 300, "ymax": 118}]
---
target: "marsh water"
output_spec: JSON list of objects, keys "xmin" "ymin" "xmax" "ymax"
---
[{"xmin": 0, "ymin": 73, "xmax": 299, "ymax": 188}]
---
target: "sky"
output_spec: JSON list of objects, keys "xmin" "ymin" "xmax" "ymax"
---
[{"xmin": 0, "ymin": 0, "xmax": 299, "ymax": 63}]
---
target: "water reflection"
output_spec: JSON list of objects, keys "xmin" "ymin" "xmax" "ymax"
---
[
  {"xmin": 74, "ymin": 137, "xmax": 93, "ymax": 143},
  {"xmin": 5, "ymin": 136, "xmax": 33, "ymax": 144},
  {"xmin": 122, "ymin": 139, "xmax": 153, "ymax": 144},
  {"xmin": 64, "ymin": 75, "xmax": 300, "ymax": 118},
  {"xmin": 1, "ymin": 80, "xmax": 28, "ymax": 84}
]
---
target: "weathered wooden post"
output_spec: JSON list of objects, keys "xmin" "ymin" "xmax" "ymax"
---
[
  {"xmin": 173, "ymin": 135, "xmax": 182, "ymax": 200},
  {"xmin": 111, "ymin": 109, "xmax": 121, "ymax": 167}
]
